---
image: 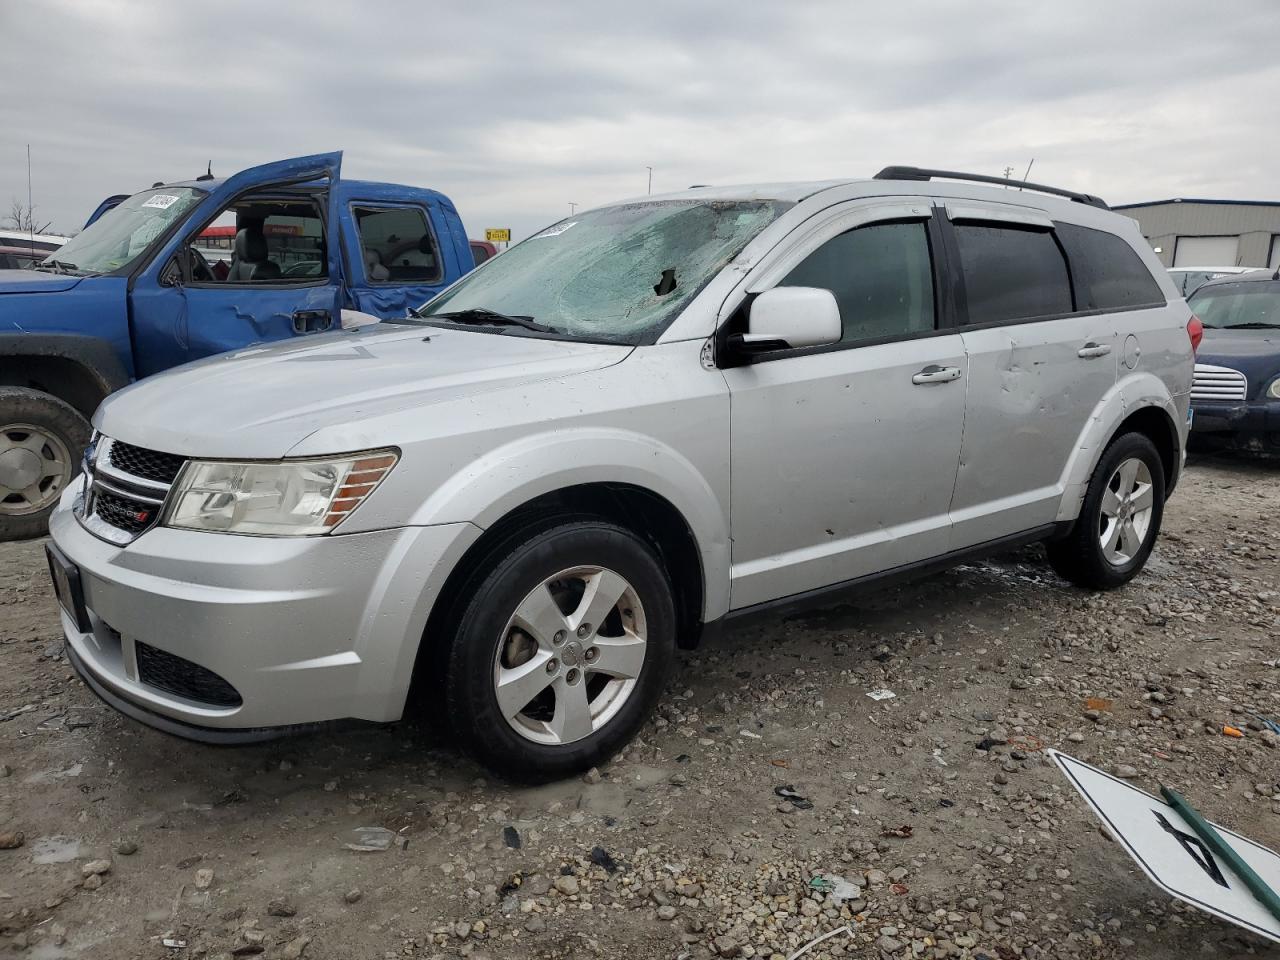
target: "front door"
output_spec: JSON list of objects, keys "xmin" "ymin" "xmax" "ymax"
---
[
  {"xmin": 129, "ymin": 152, "xmax": 344, "ymax": 377},
  {"xmin": 723, "ymin": 203, "xmax": 968, "ymax": 609}
]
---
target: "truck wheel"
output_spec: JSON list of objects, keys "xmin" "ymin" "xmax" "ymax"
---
[
  {"xmin": 1047, "ymin": 432, "xmax": 1166, "ymax": 590},
  {"xmin": 0, "ymin": 387, "xmax": 90, "ymax": 541},
  {"xmin": 444, "ymin": 518, "xmax": 676, "ymax": 781}
]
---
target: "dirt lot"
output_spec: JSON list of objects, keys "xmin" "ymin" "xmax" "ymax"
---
[{"xmin": 1, "ymin": 456, "xmax": 1278, "ymax": 960}]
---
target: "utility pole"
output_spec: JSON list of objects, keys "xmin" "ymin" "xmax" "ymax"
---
[
  {"xmin": 568, "ymin": 202, "xmax": 577, "ymax": 216},
  {"xmin": 1002, "ymin": 165, "xmax": 1015, "ymax": 187},
  {"xmin": 27, "ymin": 144, "xmax": 34, "ymax": 249},
  {"xmin": 646, "ymin": 166, "xmax": 653, "ymax": 196}
]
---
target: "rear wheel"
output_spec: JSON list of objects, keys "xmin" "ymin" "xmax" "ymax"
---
[
  {"xmin": 444, "ymin": 518, "xmax": 676, "ymax": 781},
  {"xmin": 0, "ymin": 388, "xmax": 89, "ymax": 541},
  {"xmin": 1047, "ymin": 432, "xmax": 1165, "ymax": 590}
]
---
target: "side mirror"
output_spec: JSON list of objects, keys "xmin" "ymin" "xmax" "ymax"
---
[{"xmin": 739, "ymin": 287, "xmax": 841, "ymax": 351}]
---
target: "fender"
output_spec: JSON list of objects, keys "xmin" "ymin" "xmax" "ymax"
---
[
  {"xmin": 0, "ymin": 332, "xmax": 131, "ymax": 397},
  {"xmin": 1055, "ymin": 370, "xmax": 1181, "ymax": 523},
  {"xmin": 407, "ymin": 427, "xmax": 732, "ymax": 621}
]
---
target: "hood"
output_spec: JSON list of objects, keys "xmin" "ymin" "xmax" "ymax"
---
[
  {"xmin": 0, "ymin": 269, "xmax": 84, "ymax": 294},
  {"xmin": 97, "ymin": 324, "xmax": 633, "ymax": 458},
  {"xmin": 1197, "ymin": 327, "xmax": 1280, "ymax": 359}
]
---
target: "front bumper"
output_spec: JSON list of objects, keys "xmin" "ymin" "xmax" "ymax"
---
[
  {"xmin": 1190, "ymin": 398, "xmax": 1280, "ymax": 445},
  {"xmin": 48, "ymin": 485, "xmax": 481, "ymax": 738}
]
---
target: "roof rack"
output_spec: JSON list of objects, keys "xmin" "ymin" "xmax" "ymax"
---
[{"xmin": 873, "ymin": 165, "xmax": 1109, "ymax": 210}]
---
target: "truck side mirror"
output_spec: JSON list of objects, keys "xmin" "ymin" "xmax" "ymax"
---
[{"xmin": 729, "ymin": 287, "xmax": 842, "ymax": 355}]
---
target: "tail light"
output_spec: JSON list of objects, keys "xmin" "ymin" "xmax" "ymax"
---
[{"xmin": 1187, "ymin": 314, "xmax": 1203, "ymax": 355}]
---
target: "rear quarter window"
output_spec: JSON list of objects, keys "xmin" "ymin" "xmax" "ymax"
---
[{"xmin": 1056, "ymin": 223, "xmax": 1165, "ymax": 310}]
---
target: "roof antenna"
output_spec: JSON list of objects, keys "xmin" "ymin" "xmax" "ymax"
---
[{"xmin": 196, "ymin": 162, "xmax": 214, "ymax": 182}]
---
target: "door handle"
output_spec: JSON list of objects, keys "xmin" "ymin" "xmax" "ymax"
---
[
  {"xmin": 292, "ymin": 310, "xmax": 333, "ymax": 335},
  {"xmin": 1077, "ymin": 342, "xmax": 1112, "ymax": 359},
  {"xmin": 911, "ymin": 364, "xmax": 962, "ymax": 385}
]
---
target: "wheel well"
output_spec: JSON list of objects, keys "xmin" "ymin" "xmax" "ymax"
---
[
  {"xmin": 426, "ymin": 484, "xmax": 706, "ymax": 661},
  {"xmin": 0, "ymin": 356, "xmax": 107, "ymax": 420},
  {"xmin": 1115, "ymin": 406, "xmax": 1179, "ymax": 491}
]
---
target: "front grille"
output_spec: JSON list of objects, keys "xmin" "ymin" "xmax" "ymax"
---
[
  {"xmin": 1191, "ymin": 363, "xmax": 1247, "ymax": 402},
  {"xmin": 108, "ymin": 441, "xmax": 186, "ymax": 484},
  {"xmin": 92, "ymin": 490, "xmax": 157, "ymax": 535},
  {"xmin": 135, "ymin": 641, "xmax": 242, "ymax": 707}
]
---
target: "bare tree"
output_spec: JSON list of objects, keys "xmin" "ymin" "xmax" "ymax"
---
[{"xmin": 5, "ymin": 199, "xmax": 53, "ymax": 235}]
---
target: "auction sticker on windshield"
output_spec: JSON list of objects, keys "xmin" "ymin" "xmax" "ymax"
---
[
  {"xmin": 531, "ymin": 221, "xmax": 577, "ymax": 239},
  {"xmin": 142, "ymin": 194, "xmax": 182, "ymax": 210},
  {"xmin": 1050, "ymin": 749, "xmax": 1280, "ymax": 943}
]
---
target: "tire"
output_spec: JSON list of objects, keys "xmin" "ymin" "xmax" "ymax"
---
[
  {"xmin": 0, "ymin": 387, "xmax": 90, "ymax": 541},
  {"xmin": 443, "ymin": 517, "xmax": 676, "ymax": 782},
  {"xmin": 1047, "ymin": 432, "xmax": 1166, "ymax": 590}
]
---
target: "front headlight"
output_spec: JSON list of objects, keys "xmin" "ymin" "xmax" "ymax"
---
[
  {"xmin": 164, "ymin": 450, "xmax": 398, "ymax": 536},
  {"xmin": 1268, "ymin": 380, "xmax": 1280, "ymax": 400}
]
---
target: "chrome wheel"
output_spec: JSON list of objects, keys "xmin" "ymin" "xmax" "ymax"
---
[
  {"xmin": 494, "ymin": 565, "xmax": 647, "ymax": 746},
  {"xmin": 0, "ymin": 424, "xmax": 72, "ymax": 516},
  {"xmin": 1098, "ymin": 457, "xmax": 1154, "ymax": 566}
]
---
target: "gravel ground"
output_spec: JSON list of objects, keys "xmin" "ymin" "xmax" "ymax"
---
[{"xmin": 1, "ymin": 455, "xmax": 1278, "ymax": 960}]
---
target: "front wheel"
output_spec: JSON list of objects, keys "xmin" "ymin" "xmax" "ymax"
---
[
  {"xmin": 0, "ymin": 388, "xmax": 90, "ymax": 541},
  {"xmin": 1047, "ymin": 432, "xmax": 1166, "ymax": 590},
  {"xmin": 444, "ymin": 519, "xmax": 676, "ymax": 781}
]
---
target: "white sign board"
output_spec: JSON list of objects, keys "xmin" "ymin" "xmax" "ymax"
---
[{"xmin": 1050, "ymin": 750, "xmax": 1280, "ymax": 943}]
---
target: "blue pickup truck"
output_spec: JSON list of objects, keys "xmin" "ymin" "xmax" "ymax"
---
[{"xmin": 0, "ymin": 151, "xmax": 475, "ymax": 538}]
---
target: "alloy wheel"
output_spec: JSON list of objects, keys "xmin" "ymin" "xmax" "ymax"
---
[
  {"xmin": 0, "ymin": 424, "xmax": 72, "ymax": 516},
  {"xmin": 493, "ymin": 565, "xmax": 647, "ymax": 746},
  {"xmin": 1098, "ymin": 457, "xmax": 1154, "ymax": 566}
]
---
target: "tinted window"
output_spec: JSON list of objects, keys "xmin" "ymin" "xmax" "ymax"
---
[
  {"xmin": 779, "ymin": 221, "xmax": 934, "ymax": 342},
  {"xmin": 1057, "ymin": 223, "xmax": 1164, "ymax": 309},
  {"xmin": 355, "ymin": 207, "xmax": 438, "ymax": 283},
  {"xmin": 954, "ymin": 223, "xmax": 1071, "ymax": 324}
]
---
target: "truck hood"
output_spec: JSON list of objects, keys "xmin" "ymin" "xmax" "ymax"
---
[
  {"xmin": 96, "ymin": 324, "xmax": 633, "ymax": 458},
  {"xmin": 0, "ymin": 270, "xmax": 85, "ymax": 294}
]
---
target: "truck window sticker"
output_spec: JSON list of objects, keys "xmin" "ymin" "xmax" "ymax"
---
[{"xmin": 142, "ymin": 195, "xmax": 182, "ymax": 210}]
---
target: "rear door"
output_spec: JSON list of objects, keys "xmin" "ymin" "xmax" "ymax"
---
[
  {"xmin": 723, "ymin": 200, "xmax": 968, "ymax": 608},
  {"xmin": 128, "ymin": 153, "xmax": 344, "ymax": 376},
  {"xmin": 942, "ymin": 201, "xmax": 1119, "ymax": 547},
  {"xmin": 340, "ymin": 198, "xmax": 455, "ymax": 318}
]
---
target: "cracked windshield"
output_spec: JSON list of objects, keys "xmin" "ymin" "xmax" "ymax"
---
[{"xmin": 419, "ymin": 199, "xmax": 790, "ymax": 343}]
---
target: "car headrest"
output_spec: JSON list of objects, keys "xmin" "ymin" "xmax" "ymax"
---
[{"xmin": 234, "ymin": 227, "xmax": 268, "ymax": 263}]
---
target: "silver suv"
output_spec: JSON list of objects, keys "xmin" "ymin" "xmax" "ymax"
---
[{"xmin": 47, "ymin": 167, "xmax": 1196, "ymax": 779}]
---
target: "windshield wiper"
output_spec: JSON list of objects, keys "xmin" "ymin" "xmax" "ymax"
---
[
  {"xmin": 419, "ymin": 308, "xmax": 555, "ymax": 334},
  {"xmin": 1223, "ymin": 322, "xmax": 1280, "ymax": 330}
]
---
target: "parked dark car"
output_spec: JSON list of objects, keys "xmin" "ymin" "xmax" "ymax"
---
[{"xmin": 1187, "ymin": 269, "xmax": 1280, "ymax": 452}]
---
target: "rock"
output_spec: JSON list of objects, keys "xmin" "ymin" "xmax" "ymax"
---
[
  {"xmin": 657, "ymin": 904, "xmax": 677, "ymax": 920},
  {"xmin": 81, "ymin": 859, "xmax": 111, "ymax": 877},
  {"xmin": 877, "ymin": 935, "xmax": 906, "ymax": 952},
  {"xmin": 583, "ymin": 767, "xmax": 602, "ymax": 785},
  {"xmin": 194, "ymin": 868, "xmax": 214, "ymax": 890},
  {"xmin": 713, "ymin": 934, "xmax": 742, "ymax": 957},
  {"xmin": 0, "ymin": 831, "xmax": 24, "ymax": 850},
  {"xmin": 267, "ymin": 897, "xmax": 297, "ymax": 917},
  {"xmin": 454, "ymin": 920, "xmax": 472, "ymax": 939},
  {"xmin": 344, "ymin": 889, "xmax": 362, "ymax": 904},
  {"xmin": 1011, "ymin": 678, "xmax": 1031, "ymax": 690},
  {"xmin": 800, "ymin": 898, "xmax": 821, "ymax": 917},
  {"xmin": 82, "ymin": 874, "xmax": 103, "ymax": 890},
  {"xmin": 1114, "ymin": 764, "xmax": 1138, "ymax": 779},
  {"xmin": 554, "ymin": 875, "xmax": 579, "ymax": 896},
  {"xmin": 114, "ymin": 840, "xmax": 138, "ymax": 856},
  {"xmin": 707, "ymin": 842, "xmax": 734, "ymax": 861},
  {"xmin": 281, "ymin": 935, "xmax": 311, "ymax": 959},
  {"xmin": 343, "ymin": 826, "xmax": 395, "ymax": 852},
  {"xmin": 524, "ymin": 916, "xmax": 546, "ymax": 934},
  {"xmin": 0, "ymin": 764, "xmax": 11, "ymax": 778},
  {"xmin": 1067, "ymin": 732, "xmax": 1085, "ymax": 743}
]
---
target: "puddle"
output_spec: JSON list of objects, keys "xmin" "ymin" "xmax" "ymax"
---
[
  {"xmin": 30, "ymin": 835, "xmax": 83, "ymax": 864},
  {"xmin": 23, "ymin": 762, "xmax": 83, "ymax": 785}
]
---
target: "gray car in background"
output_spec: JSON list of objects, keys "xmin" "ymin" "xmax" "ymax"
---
[{"xmin": 47, "ymin": 166, "xmax": 1195, "ymax": 780}]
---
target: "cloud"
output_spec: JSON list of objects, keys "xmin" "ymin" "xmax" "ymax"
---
[{"xmin": 2, "ymin": 0, "xmax": 1278, "ymax": 239}]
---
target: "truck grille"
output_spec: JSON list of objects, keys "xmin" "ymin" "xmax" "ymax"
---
[
  {"xmin": 135, "ymin": 640, "xmax": 242, "ymax": 707},
  {"xmin": 76, "ymin": 437, "xmax": 185, "ymax": 545},
  {"xmin": 1191, "ymin": 363, "xmax": 1247, "ymax": 402}
]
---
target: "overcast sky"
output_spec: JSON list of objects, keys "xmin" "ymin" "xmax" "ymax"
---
[{"xmin": 3, "ymin": 0, "xmax": 1278, "ymax": 241}]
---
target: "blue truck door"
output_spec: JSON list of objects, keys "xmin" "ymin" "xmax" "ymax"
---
[
  {"xmin": 339, "ymin": 190, "xmax": 463, "ymax": 318},
  {"xmin": 128, "ymin": 152, "xmax": 344, "ymax": 377}
]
